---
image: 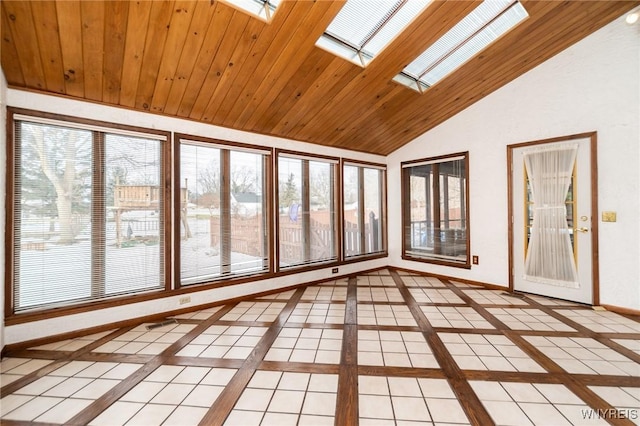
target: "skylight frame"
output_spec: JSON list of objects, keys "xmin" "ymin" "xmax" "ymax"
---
[
  {"xmin": 221, "ymin": 0, "xmax": 280, "ymax": 22},
  {"xmin": 394, "ymin": 0, "xmax": 529, "ymax": 93},
  {"xmin": 316, "ymin": 0, "xmax": 432, "ymax": 68}
]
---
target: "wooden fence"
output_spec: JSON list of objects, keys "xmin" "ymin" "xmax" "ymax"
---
[
  {"xmin": 209, "ymin": 215, "xmax": 265, "ymax": 257},
  {"xmin": 209, "ymin": 213, "xmax": 378, "ymax": 261}
]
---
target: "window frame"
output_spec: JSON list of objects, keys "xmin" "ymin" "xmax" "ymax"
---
[
  {"xmin": 275, "ymin": 149, "xmax": 341, "ymax": 272},
  {"xmin": 4, "ymin": 110, "xmax": 389, "ymax": 325},
  {"xmin": 5, "ymin": 108, "xmax": 172, "ymax": 318},
  {"xmin": 316, "ymin": 0, "xmax": 431, "ymax": 67},
  {"xmin": 394, "ymin": 1, "xmax": 528, "ymax": 93},
  {"xmin": 174, "ymin": 134, "xmax": 273, "ymax": 287},
  {"xmin": 219, "ymin": 0, "xmax": 280, "ymax": 23},
  {"xmin": 401, "ymin": 151, "xmax": 471, "ymax": 269},
  {"xmin": 342, "ymin": 159, "xmax": 388, "ymax": 260}
]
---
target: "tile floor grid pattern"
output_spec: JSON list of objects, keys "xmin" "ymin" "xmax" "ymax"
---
[
  {"xmin": 357, "ymin": 304, "xmax": 418, "ymax": 327},
  {"xmin": 421, "ymin": 305, "xmax": 495, "ymax": 329},
  {"xmin": 288, "ymin": 302, "xmax": 347, "ymax": 324},
  {"xmin": 0, "ymin": 269, "xmax": 637, "ymax": 426},
  {"xmin": 93, "ymin": 323, "xmax": 198, "ymax": 356}
]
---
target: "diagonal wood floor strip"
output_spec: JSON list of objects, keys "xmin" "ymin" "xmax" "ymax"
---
[
  {"xmin": 391, "ymin": 270, "xmax": 495, "ymax": 426},
  {"xmin": 67, "ymin": 303, "xmax": 239, "ymax": 425},
  {"xmin": 197, "ymin": 287, "xmax": 306, "ymax": 426},
  {"xmin": 335, "ymin": 276, "xmax": 359, "ymax": 426},
  {"xmin": 1, "ymin": 269, "xmax": 638, "ymax": 426},
  {"xmin": 443, "ymin": 278, "xmax": 638, "ymax": 426}
]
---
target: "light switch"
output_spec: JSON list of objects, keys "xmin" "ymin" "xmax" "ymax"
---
[{"xmin": 602, "ymin": 211, "xmax": 617, "ymax": 222}]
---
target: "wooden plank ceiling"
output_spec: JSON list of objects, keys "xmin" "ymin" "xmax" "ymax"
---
[{"xmin": 1, "ymin": 0, "xmax": 636, "ymax": 156}]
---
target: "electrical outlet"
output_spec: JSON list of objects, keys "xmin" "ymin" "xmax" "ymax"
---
[
  {"xmin": 472, "ymin": 255, "xmax": 479, "ymax": 265},
  {"xmin": 332, "ymin": 267, "xmax": 339, "ymax": 274},
  {"xmin": 179, "ymin": 296, "xmax": 191, "ymax": 305}
]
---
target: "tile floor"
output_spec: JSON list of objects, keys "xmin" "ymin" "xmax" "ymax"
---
[{"xmin": 1, "ymin": 269, "xmax": 639, "ymax": 425}]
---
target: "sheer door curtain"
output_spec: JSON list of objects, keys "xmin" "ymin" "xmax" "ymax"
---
[{"xmin": 523, "ymin": 144, "xmax": 579, "ymax": 288}]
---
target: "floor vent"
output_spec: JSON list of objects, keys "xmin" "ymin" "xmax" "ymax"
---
[{"xmin": 146, "ymin": 318, "xmax": 178, "ymax": 330}]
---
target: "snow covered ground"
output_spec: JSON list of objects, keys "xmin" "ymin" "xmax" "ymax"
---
[{"xmin": 17, "ymin": 215, "xmax": 264, "ymax": 310}]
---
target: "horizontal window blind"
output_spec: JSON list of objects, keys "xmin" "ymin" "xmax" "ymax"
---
[
  {"xmin": 13, "ymin": 118, "xmax": 165, "ymax": 312},
  {"xmin": 13, "ymin": 114, "xmax": 167, "ymax": 141},
  {"xmin": 180, "ymin": 140, "xmax": 270, "ymax": 285},
  {"xmin": 278, "ymin": 155, "xmax": 338, "ymax": 269}
]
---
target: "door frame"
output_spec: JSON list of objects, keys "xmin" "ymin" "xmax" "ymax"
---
[{"xmin": 506, "ymin": 131, "xmax": 600, "ymax": 305}]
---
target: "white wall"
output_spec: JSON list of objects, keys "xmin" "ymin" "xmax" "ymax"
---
[
  {"xmin": 388, "ymin": 15, "xmax": 640, "ymax": 310},
  {"xmin": 1, "ymin": 69, "xmax": 7, "ymax": 351},
  {"xmin": 3, "ymin": 91, "xmax": 387, "ymax": 345}
]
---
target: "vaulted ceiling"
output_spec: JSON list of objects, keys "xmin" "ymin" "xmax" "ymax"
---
[{"xmin": 1, "ymin": 1, "xmax": 636, "ymax": 155}]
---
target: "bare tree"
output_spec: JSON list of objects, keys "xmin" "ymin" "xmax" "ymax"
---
[
  {"xmin": 28, "ymin": 124, "xmax": 90, "ymax": 244},
  {"xmin": 197, "ymin": 166, "xmax": 221, "ymax": 213}
]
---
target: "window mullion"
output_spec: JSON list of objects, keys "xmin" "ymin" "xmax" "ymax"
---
[
  {"xmin": 302, "ymin": 160, "xmax": 311, "ymax": 262},
  {"xmin": 357, "ymin": 167, "xmax": 366, "ymax": 254},
  {"xmin": 432, "ymin": 164, "xmax": 442, "ymax": 255},
  {"xmin": 221, "ymin": 149, "xmax": 232, "ymax": 275}
]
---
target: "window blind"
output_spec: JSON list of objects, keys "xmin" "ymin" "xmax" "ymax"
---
[
  {"xmin": 180, "ymin": 140, "xmax": 270, "ymax": 285},
  {"xmin": 277, "ymin": 155, "xmax": 339, "ymax": 269}
]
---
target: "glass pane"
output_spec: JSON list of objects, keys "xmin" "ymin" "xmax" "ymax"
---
[
  {"xmin": 180, "ymin": 144, "xmax": 222, "ymax": 283},
  {"xmin": 229, "ymin": 151, "xmax": 268, "ymax": 275},
  {"xmin": 403, "ymin": 156, "xmax": 468, "ymax": 264},
  {"xmin": 396, "ymin": 1, "xmax": 528, "ymax": 89},
  {"xmin": 364, "ymin": 168, "xmax": 383, "ymax": 253},
  {"xmin": 278, "ymin": 157, "xmax": 303, "ymax": 267},
  {"xmin": 105, "ymin": 134, "xmax": 163, "ymax": 295},
  {"xmin": 408, "ymin": 166, "xmax": 432, "ymax": 253},
  {"xmin": 309, "ymin": 160, "xmax": 336, "ymax": 263},
  {"xmin": 343, "ymin": 165, "xmax": 361, "ymax": 256},
  {"xmin": 223, "ymin": 0, "xmax": 279, "ymax": 20},
  {"xmin": 318, "ymin": 0, "xmax": 430, "ymax": 66},
  {"xmin": 421, "ymin": 3, "xmax": 528, "ymax": 85},
  {"xmin": 15, "ymin": 122, "xmax": 92, "ymax": 310}
]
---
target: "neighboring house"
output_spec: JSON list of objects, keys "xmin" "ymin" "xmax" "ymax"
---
[{"xmin": 231, "ymin": 192, "xmax": 262, "ymax": 217}]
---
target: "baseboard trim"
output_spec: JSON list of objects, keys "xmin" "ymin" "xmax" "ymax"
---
[
  {"xmin": 389, "ymin": 266, "xmax": 508, "ymax": 291},
  {"xmin": 600, "ymin": 304, "xmax": 640, "ymax": 317},
  {"xmin": 2, "ymin": 266, "xmax": 387, "ymax": 355}
]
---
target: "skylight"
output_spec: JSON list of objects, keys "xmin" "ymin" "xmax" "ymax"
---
[
  {"xmin": 222, "ymin": 0, "xmax": 280, "ymax": 21},
  {"xmin": 394, "ymin": 0, "xmax": 529, "ymax": 93},
  {"xmin": 316, "ymin": 0, "xmax": 432, "ymax": 67}
]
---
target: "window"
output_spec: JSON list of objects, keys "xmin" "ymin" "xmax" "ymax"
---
[
  {"xmin": 277, "ymin": 152, "xmax": 338, "ymax": 269},
  {"xmin": 316, "ymin": 0, "xmax": 431, "ymax": 67},
  {"xmin": 179, "ymin": 137, "xmax": 270, "ymax": 284},
  {"xmin": 402, "ymin": 153, "xmax": 469, "ymax": 267},
  {"xmin": 343, "ymin": 162, "xmax": 386, "ymax": 258},
  {"xmin": 221, "ymin": 0, "xmax": 280, "ymax": 22},
  {"xmin": 10, "ymin": 112, "xmax": 168, "ymax": 312},
  {"xmin": 394, "ymin": 0, "xmax": 528, "ymax": 92}
]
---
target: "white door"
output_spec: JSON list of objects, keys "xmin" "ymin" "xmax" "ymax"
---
[{"xmin": 511, "ymin": 136, "xmax": 595, "ymax": 304}]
